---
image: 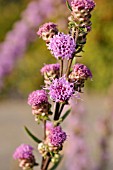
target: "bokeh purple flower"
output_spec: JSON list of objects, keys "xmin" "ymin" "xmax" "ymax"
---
[
  {"xmin": 64, "ymin": 99, "xmax": 91, "ymax": 170},
  {"xmin": 48, "ymin": 33, "xmax": 76, "ymax": 60},
  {"xmin": 0, "ymin": 0, "xmax": 55, "ymax": 87}
]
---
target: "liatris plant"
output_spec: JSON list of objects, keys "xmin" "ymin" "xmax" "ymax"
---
[{"xmin": 13, "ymin": 0, "xmax": 95, "ymax": 169}]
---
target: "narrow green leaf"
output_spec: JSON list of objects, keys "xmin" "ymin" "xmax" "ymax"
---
[
  {"xmin": 24, "ymin": 126, "xmax": 42, "ymax": 143},
  {"xmin": 66, "ymin": 0, "xmax": 72, "ymax": 11},
  {"xmin": 49, "ymin": 156, "xmax": 63, "ymax": 170},
  {"xmin": 61, "ymin": 109, "xmax": 71, "ymax": 122}
]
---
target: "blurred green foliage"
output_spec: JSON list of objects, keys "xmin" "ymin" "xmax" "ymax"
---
[{"xmin": 0, "ymin": 0, "xmax": 113, "ymax": 98}]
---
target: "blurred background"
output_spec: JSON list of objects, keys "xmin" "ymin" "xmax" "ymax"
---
[{"xmin": 0, "ymin": 0, "xmax": 113, "ymax": 169}]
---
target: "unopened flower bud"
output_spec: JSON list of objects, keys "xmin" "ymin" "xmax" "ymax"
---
[{"xmin": 68, "ymin": 0, "xmax": 95, "ymax": 47}]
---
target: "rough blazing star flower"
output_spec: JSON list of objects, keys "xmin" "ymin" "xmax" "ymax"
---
[
  {"xmin": 37, "ymin": 22, "xmax": 58, "ymax": 43},
  {"xmin": 38, "ymin": 124, "xmax": 66, "ymax": 156},
  {"xmin": 68, "ymin": 0, "xmax": 95, "ymax": 46},
  {"xmin": 28, "ymin": 90, "xmax": 51, "ymax": 120},
  {"xmin": 72, "ymin": 63, "xmax": 92, "ymax": 79},
  {"xmin": 70, "ymin": 0, "xmax": 95, "ymax": 28},
  {"xmin": 13, "ymin": 144, "xmax": 34, "ymax": 160},
  {"xmin": 41, "ymin": 63, "xmax": 60, "ymax": 75},
  {"xmin": 48, "ymin": 126, "xmax": 67, "ymax": 147},
  {"xmin": 69, "ymin": 63, "xmax": 92, "ymax": 92},
  {"xmin": 48, "ymin": 33, "xmax": 76, "ymax": 60},
  {"xmin": 71, "ymin": 0, "xmax": 95, "ymax": 12},
  {"xmin": 48, "ymin": 76, "xmax": 75, "ymax": 103},
  {"xmin": 28, "ymin": 90, "xmax": 48, "ymax": 106},
  {"xmin": 41, "ymin": 63, "xmax": 60, "ymax": 86},
  {"xmin": 13, "ymin": 144, "xmax": 37, "ymax": 170}
]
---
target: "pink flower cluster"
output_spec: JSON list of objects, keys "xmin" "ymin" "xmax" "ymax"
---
[{"xmin": 28, "ymin": 90, "xmax": 48, "ymax": 106}]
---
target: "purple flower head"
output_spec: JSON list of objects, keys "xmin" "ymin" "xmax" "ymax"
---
[
  {"xmin": 28, "ymin": 90, "xmax": 48, "ymax": 106},
  {"xmin": 71, "ymin": 0, "xmax": 95, "ymax": 12},
  {"xmin": 48, "ymin": 76, "xmax": 75, "ymax": 102},
  {"xmin": 73, "ymin": 63, "xmax": 92, "ymax": 79},
  {"xmin": 48, "ymin": 126, "xmax": 67, "ymax": 147},
  {"xmin": 41, "ymin": 63, "xmax": 60, "ymax": 75},
  {"xmin": 37, "ymin": 22, "xmax": 58, "ymax": 42},
  {"xmin": 48, "ymin": 33, "xmax": 76, "ymax": 60},
  {"xmin": 13, "ymin": 144, "xmax": 34, "ymax": 160}
]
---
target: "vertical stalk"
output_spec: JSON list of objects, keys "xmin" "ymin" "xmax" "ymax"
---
[
  {"xmin": 41, "ymin": 25, "xmax": 80, "ymax": 170},
  {"xmin": 66, "ymin": 58, "xmax": 73, "ymax": 77},
  {"xmin": 60, "ymin": 59, "xmax": 63, "ymax": 77},
  {"xmin": 41, "ymin": 120, "xmax": 46, "ymax": 169},
  {"xmin": 44, "ymin": 120, "xmax": 46, "ymax": 140},
  {"xmin": 66, "ymin": 28, "xmax": 79, "ymax": 77},
  {"xmin": 57, "ymin": 103, "xmax": 65, "ymax": 120},
  {"xmin": 54, "ymin": 102, "xmax": 60, "ymax": 120},
  {"xmin": 75, "ymin": 28, "xmax": 79, "ymax": 43},
  {"xmin": 41, "ymin": 156, "xmax": 51, "ymax": 170}
]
